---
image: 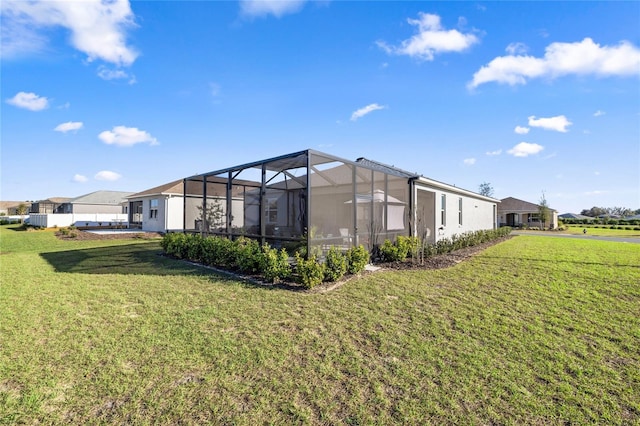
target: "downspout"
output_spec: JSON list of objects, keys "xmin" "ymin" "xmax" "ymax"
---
[
  {"xmin": 164, "ymin": 195, "xmax": 169, "ymax": 233},
  {"xmin": 306, "ymin": 153, "xmax": 311, "ymax": 257},
  {"xmin": 408, "ymin": 177, "xmax": 417, "ymax": 237},
  {"xmin": 182, "ymin": 179, "xmax": 187, "ymax": 234}
]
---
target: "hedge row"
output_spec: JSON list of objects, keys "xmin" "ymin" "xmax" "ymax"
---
[
  {"xmin": 562, "ymin": 218, "xmax": 640, "ymax": 225},
  {"xmin": 161, "ymin": 234, "xmax": 369, "ymax": 289},
  {"xmin": 379, "ymin": 227, "xmax": 512, "ymax": 262},
  {"xmin": 162, "ymin": 228, "xmax": 511, "ymax": 289}
]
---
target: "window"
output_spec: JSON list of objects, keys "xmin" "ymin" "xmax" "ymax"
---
[
  {"xmin": 149, "ymin": 199, "xmax": 158, "ymax": 219},
  {"xmin": 266, "ymin": 198, "xmax": 278, "ymax": 224},
  {"xmin": 458, "ymin": 197, "xmax": 463, "ymax": 226},
  {"xmin": 440, "ymin": 194, "xmax": 446, "ymax": 226}
]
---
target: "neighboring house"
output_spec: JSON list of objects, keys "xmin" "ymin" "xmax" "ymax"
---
[
  {"xmin": 182, "ymin": 149, "xmax": 500, "ymax": 255},
  {"xmin": 0, "ymin": 201, "xmax": 28, "ymax": 216},
  {"xmin": 30, "ymin": 197, "xmax": 71, "ymax": 214},
  {"xmin": 126, "ymin": 180, "xmax": 184, "ymax": 232},
  {"xmin": 559, "ymin": 213, "xmax": 593, "ymax": 221},
  {"xmin": 57, "ymin": 191, "xmax": 133, "ymax": 214},
  {"xmin": 498, "ymin": 197, "xmax": 558, "ymax": 229}
]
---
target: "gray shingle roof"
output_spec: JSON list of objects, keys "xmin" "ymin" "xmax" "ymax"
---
[{"xmin": 69, "ymin": 190, "xmax": 134, "ymax": 205}]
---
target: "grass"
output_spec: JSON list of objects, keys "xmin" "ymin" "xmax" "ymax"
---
[
  {"xmin": 561, "ymin": 225, "xmax": 640, "ymax": 237},
  {"xmin": 1, "ymin": 225, "xmax": 639, "ymax": 424}
]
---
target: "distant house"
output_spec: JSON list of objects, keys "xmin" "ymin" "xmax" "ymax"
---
[
  {"xmin": 498, "ymin": 197, "xmax": 558, "ymax": 229},
  {"xmin": 57, "ymin": 191, "xmax": 133, "ymax": 214},
  {"xmin": 559, "ymin": 213, "xmax": 592, "ymax": 221},
  {"xmin": 30, "ymin": 197, "xmax": 71, "ymax": 214},
  {"xmin": 126, "ymin": 180, "xmax": 184, "ymax": 232},
  {"xmin": 0, "ymin": 201, "xmax": 28, "ymax": 216}
]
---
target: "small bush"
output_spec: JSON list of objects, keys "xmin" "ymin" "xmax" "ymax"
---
[
  {"xmin": 294, "ymin": 253, "xmax": 324, "ymax": 289},
  {"xmin": 259, "ymin": 245, "xmax": 291, "ymax": 283},
  {"xmin": 379, "ymin": 239, "xmax": 401, "ymax": 262},
  {"xmin": 234, "ymin": 237, "xmax": 262, "ymax": 273},
  {"xmin": 323, "ymin": 246, "xmax": 347, "ymax": 282},
  {"xmin": 346, "ymin": 245, "xmax": 369, "ymax": 274}
]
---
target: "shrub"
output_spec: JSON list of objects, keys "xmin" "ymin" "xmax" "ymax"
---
[
  {"xmin": 233, "ymin": 237, "xmax": 262, "ymax": 273},
  {"xmin": 379, "ymin": 239, "xmax": 401, "ymax": 262},
  {"xmin": 346, "ymin": 245, "xmax": 369, "ymax": 275},
  {"xmin": 186, "ymin": 234, "xmax": 204, "ymax": 262},
  {"xmin": 323, "ymin": 246, "xmax": 347, "ymax": 282},
  {"xmin": 294, "ymin": 253, "xmax": 324, "ymax": 289},
  {"xmin": 397, "ymin": 236, "xmax": 419, "ymax": 260},
  {"xmin": 259, "ymin": 245, "xmax": 291, "ymax": 283},
  {"xmin": 202, "ymin": 237, "xmax": 234, "ymax": 268}
]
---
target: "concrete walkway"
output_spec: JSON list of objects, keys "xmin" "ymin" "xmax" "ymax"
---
[{"xmin": 512, "ymin": 231, "xmax": 640, "ymax": 244}]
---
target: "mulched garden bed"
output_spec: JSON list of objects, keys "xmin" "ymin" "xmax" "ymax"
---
[{"xmin": 375, "ymin": 235, "xmax": 513, "ymax": 271}]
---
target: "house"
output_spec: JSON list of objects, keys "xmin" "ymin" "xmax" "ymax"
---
[
  {"xmin": 56, "ymin": 191, "xmax": 133, "ymax": 214},
  {"xmin": 559, "ymin": 213, "xmax": 592, "ymax": 221},
  {"xmin": 181, "ymin": 149, "xmax": 500, "ymax": 255},
  {"xmin": 125, "ymin": 180, "xmax": 184, "ymax": 232},
  {"xmin": 30, "ymin": 197, "xmax": 71, "ymax": 214},
  {"xmin": 0, "ymin": 201, "xmax": 29, "ymax": 216},
  {"xmin": 26, "ymin": 191, "xmax": 132, "ymax": 228},
  {"xmin": 498, "ymin": 197, "xmax": 558, "ymax": 229}
]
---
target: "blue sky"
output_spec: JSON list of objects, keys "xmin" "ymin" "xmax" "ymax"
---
[{"xmin": 1, "ymin": 0, "xmax": 639, "ymax": 213}]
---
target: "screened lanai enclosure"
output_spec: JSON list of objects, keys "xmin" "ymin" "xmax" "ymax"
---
[{"xmin": 183, "ymin": 149, "xmax": 426, "ymax": 256}]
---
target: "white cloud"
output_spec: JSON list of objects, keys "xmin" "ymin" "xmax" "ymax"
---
[
  {"xmin": 6, "ymin": 91, "xmax": 48, "ymax": 111},
  {"xmin": 73, "ymin": 174, "xmax": 88, "ymax": 183},
  {"xmin": 468, "ymin": 37, "xmax": 640, "ymax": 88},
  {"xmin": 514, "ymin": 126, "xmax": 530, "ymax": 134},
  {"xmin": 97, "ymin": 66, "xmax": 136, "ymax": 84},
  {"xmin": 505, "ymin": 42, "xmax": 528, "ymax": 55},
  {"xmin": 1, "ymin": 0, "xmax": 138, "ymax": 66},
  {"xmin": 585, "ymin": 190, "xmax": 607, "ymax": 196},
  {"xmin": 95, "ymin": 170, "xmax": 122, "ymax": 181},
  {"xmin": 486, "ymin": 149, "xmax": 502, "ymax": 156},
  {"xmin": 593, "ymin": 110, "xmax": 606, "ymax": 117},
  {"xmin": 240, "ymin": 0, "xmax": 306, "ymax": 18},
  {"xmin": 98, "ymin": 126, "xmax": 159, "ymax": 147},
  {"xmin": 377, "ymin": 12, "xmax": 479, "ymax": 61},
  {"xmin": 350, "ymin": 103, "xmax": 386, "ymax": 121},
  {"xmin": 54, "ymin": 121, "xmax": 83, "ymax": 133},
  {"xmin": 528, "ymin": 115, "xmax": 572, "ymax": 132},
  {"xmin": 463, "ymin": 158, "xmax": 476, "ymax": 165},
  {"xmin": 507, "ymin": 142, "xmax": 544, "ymax": 157}
]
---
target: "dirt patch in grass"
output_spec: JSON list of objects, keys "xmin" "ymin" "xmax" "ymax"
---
[{"xmin": 55, "ymin": 230, "xmax": 163, "ymax": 241}]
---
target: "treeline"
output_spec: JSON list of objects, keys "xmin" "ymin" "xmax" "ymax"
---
[{"xmin": 579, "ymin": 206, "xmax": 639, "ymax": 217}]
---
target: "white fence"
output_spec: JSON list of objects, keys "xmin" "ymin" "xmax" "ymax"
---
[{"xmin": 29, "ymin": 213, "xmax": 128, "ymax": 228}]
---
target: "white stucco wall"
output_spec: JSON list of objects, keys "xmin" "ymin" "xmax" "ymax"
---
[
  {"xmin": 133, "ymin": 195, "xmax": 184, "ymax": 233},
  {"xmin": 165, "ymin": 196, "xmax": 184, "ymax": 232},
  {"xmin": 414, "ymin": 179, "xmax": 497, "ymax": 242}
]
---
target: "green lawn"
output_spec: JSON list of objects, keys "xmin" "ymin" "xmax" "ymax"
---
[
  {"xmin": 562, "ymin": 225, "xmax": 640, "ymax": 237},
  {"xmin": 1, "ymin": 225, "xmax": 639, "ymax": 424}
]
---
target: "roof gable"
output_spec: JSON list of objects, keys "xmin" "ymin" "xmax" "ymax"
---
[
  {"xmin": 499, "ymin": 196, "xmax": 557, "ymax": 212},
  {"xmin": 127, "ymin": 180, "xmax": 184, "ymax": 199}
]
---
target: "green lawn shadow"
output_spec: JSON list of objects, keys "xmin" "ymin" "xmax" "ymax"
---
[
  {"xmin": 39, "ymin": 242, "xmax": 306, "ymax": 291},
  {"xmin": 40, "ymin": 243, "xmax": 213, "ymax": 276}
]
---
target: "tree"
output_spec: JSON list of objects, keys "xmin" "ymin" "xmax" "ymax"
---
[
  {"xmin": 538, "ymin": 191, "xmax": 550, "ymax": 229},
  {"xmin": 196, "ymin": 200, "xmax": 224, "ymax": 232},
  {"xmin": 16, "ymin": 203, "xmax": 28, "ymax": 223},
  {"xmin": 580, "ymin": 206, "xmax": 607, "ymax": 217},
  {"xmin": 478, "ymin": 182, "xmax": 494, "ymax": 197}
]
